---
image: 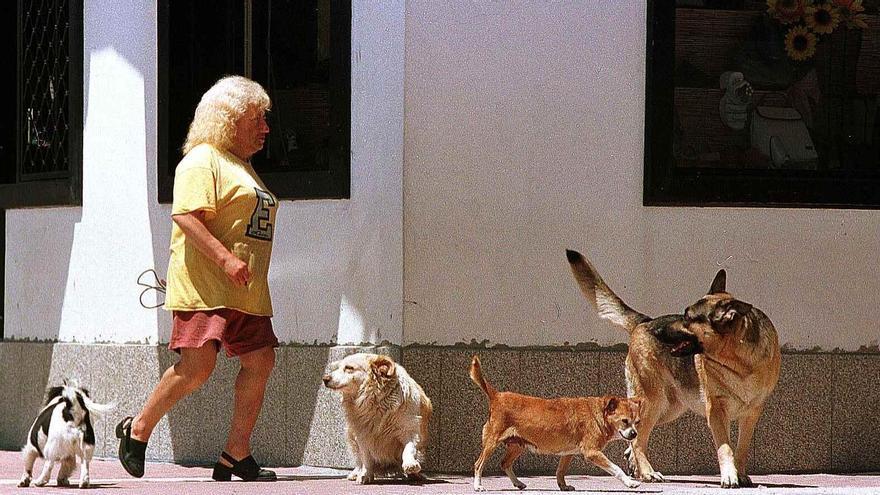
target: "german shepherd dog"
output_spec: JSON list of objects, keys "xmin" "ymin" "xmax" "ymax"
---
[{"xmin": 565, "ymin": 249, "xmax": 780, "ymax": 488}]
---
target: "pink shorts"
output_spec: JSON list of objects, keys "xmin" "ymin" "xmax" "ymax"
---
[{"xmin": 169, "ymin": 308, "xmax": 279, "ymax": 358}]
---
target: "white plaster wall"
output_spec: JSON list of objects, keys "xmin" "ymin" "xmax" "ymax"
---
[
  {"xmin": 6, "ymin": 0, "xmax": 159, "ymax": 343},
  {"xmin": 4, "ymin": 208, "xmax": 81, "ymax": 341},
  {"xmin": 265, "ymin": 0, "xmax": 405, "ymax": 345},
  {"xmin": 7, "ymin": 1, "xmax": 877, "ymax": 351},
  {"xmin": 402, "ymin": 0, "xmax": 880, "ymax": 351},
  {"xmin": 5, "ymin": 1, "xmax": 405, "ymax": 346}
]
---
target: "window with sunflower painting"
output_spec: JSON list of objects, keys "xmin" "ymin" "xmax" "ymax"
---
[{"xmin": 645, "ymin": 0, "xmax": 880, "ymax": 207}]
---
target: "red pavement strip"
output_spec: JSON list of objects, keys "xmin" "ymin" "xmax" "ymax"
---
[{"xmin": 1, "ymin": 450, "xmax": 880, "ymax": 494}]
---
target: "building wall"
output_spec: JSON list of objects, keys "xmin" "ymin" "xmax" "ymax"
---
[
  {"xmin": 4, "ymin": 0, "xmax": 405, "ymax": 346},
  {"xmin": 2, "ymin": 0, "xmax": 880, "ymax": 475},
  {"xmin": 403, "ymin": 0, "xmax": 880, "ymax": 351},
  {"xmin": 1, "ymin": 343, "xmax": 878, "ymax": 475}
]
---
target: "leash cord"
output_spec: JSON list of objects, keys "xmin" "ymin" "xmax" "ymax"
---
[{"xmin": 137, "ymin": 269, "xmax": 166, "ymax": 309}]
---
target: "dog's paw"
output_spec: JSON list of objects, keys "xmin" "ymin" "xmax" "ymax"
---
[
  {"xmin": 356, "ymin": 471, "xmax": 374, "ymax": 485},
  {"xmin": 32, "ymin": 478, "xmax": 49, "ymax": 487},
  {"xmin": 474, "ymin": 485, "xmax": 487, "ymax": 492},
  {"xmin": 622, "ymin": 477, "xmax": 642, "ymax": 489},
  {"xmin": 17, "ymin": 476, "xmax": 31, "ymax": 488},
  {"xmin": 347, "ymin": 468, "xmax": 362, "ymax": 481},
  {"xmin": 512, "ymin": 479, "xmax": 527, "ymax": 490},
  {"xmin": 720, "ymin": 471, "xmax": 740, "ymax": 488},
  {"xmin": 407, "ymin": 471, "xmax": 428, "ymax": 482},
  {"xmin": 559, "ymin": 484, "xmax": 575, "ymax": 491},
  {"xmin": 402, "ymin": 460, "xmax": 422, "ymax": 475},
  {"xmin": 79, "ymin": 478, "xmax": 90, "ymax": 489},
  {"xmin": 641, "ymin": 470, "xmax": 666, "ymax": 483},
  {"xmin": 737, "ymin": 474, "xmax": 754, "ymax": 487},
  {"xmin": 56, "ymin": 477, "xmax": 70, "ymax": 487}
]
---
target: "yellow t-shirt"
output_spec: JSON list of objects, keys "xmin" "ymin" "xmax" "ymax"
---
[{"xmin": 165, "ymin": 143, "xmax": 278, "ymax": 316}]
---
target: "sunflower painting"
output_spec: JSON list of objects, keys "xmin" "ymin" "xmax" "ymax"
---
[
  {"xmin": 834, "ymin": 0, "xmax": 869, "ymax": 29},
  {"xmin": 766, "ymin": 0, "xmax": 866, "ymax": 61},
  {"xmin": 805, "ymin": 3, "xmax": 841, "ymax": 34},
  {"xmin": 767, "ymin": 0, "xmax": 805, "ymax": 24},
  {"xmin": 654, "ymin": 1, "xmax": 880, "ymax": 180},
  {"xmin": 784, "ymin": 24, "xmax": 818, "ymax": 60}
]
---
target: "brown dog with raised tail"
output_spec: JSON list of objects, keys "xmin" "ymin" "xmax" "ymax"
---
[{"xmin": 469, "ymin": 355, "xmax": 642, "ymax": 492}]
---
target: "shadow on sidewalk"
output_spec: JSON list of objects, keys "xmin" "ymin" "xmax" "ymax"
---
[
  {"xmin": 662, "ymin": 476, "xmax": 817, "ymax": 489},
  {"xmin": 275, "ymin": 474, "xmax": 451, "ymax": 485}
]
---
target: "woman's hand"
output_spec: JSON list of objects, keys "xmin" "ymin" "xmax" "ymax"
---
[{"xmin": 221, "ymin": 254, "xmax": 250, "ymax": 287}]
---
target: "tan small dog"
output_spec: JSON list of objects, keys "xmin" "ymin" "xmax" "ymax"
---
[
  {"xmin": 469, "ymin": 356, "xmax": 642, "ymax": 492},
  {"xmin": 323, "ymin": 353, "xmax": 432, "ymax": 484}
]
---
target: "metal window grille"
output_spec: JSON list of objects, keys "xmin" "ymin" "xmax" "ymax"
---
[{"xmin": 19, "ymin": 0, "xmax": 71, "ymax": 181}]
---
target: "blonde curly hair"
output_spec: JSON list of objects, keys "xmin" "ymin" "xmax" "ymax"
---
[{"xmin": 182, "ymin": 75, "xmax": 271, "ymax": 155}]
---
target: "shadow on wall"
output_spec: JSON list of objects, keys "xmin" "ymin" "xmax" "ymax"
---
[
  {"xmin": 0, "ymin": 343, "xmax": 53, "ymax": 451},
  {"xmin": 3, "ymin": 342, "xmax": 397, "ymax": 468},
  {"xmin": 2, "ymin": 342, "xmax": 342, "ymax": 468},
  {"xmin": 4, "ymin": 209, "xmax": 81, "ymax": 342},
  {"xmin": 160, "ymin": 345, "xmax": 337, "ymax": 467}
]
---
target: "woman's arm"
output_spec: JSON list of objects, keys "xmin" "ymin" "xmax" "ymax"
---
[{"xmin": 172, "ymin": 210, "xmax": 250, "ymax": 286}]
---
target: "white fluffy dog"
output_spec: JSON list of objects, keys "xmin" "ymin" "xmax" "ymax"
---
[
  {"xmin": 323, "ymin": 353, "xmax": 433, "ymax": 484},
  {"xmin": 19, "ymin": 380, "xmax": 114, "ymax": 488}
]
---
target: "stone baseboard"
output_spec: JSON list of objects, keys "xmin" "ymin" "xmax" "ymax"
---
[{"xmin": 0, "ymin": 342, "xmax": 877, "ymax": 475}]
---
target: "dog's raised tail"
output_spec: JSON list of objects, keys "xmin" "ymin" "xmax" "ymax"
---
[
  {"xmin": 82, "ymin": 396, "xmax": 116, "ymax": 418},
  {"xmin": 565, "ymin": 249, "xmax": 650, "ymax": 333},
  {"xmin": 469, "ymin": 356, "xmax": 497, "ymax": 400}
]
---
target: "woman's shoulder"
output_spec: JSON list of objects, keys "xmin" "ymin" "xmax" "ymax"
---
[{"xmin": 178, "ymin": 143, "xmax": 222, "ymax": 171}]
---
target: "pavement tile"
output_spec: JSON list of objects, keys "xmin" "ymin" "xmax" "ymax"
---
[
  {"xmin": 832, "ymin": 353, "xmax": 880, "ymax": 472},
  {"xmin": 515, "ymin": 350, "xmax": 600, "ymax": 475},
  {"xmin": 261, "ymin": 345, "xmax": 327, "ymax": 467},
  {"xmin": 401, "ymin": 346, "xmax": 443, "ymax": 472},
  {"xmin": 754, "ymin": 353, "xmax": 832, "ymax": 474},
  {"xmin": 301, "ymin": 345, "xmax": 400, "ymax": 468},
  {"xmin": 0, "ymin": 343, "xmax": 25, "ymax": 451},
  {"xmin": 438, "ymin": 348, "xmax": 520, "ymax": 474}
]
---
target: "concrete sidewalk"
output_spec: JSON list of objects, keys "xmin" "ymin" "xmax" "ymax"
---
[{"xmin": 1, "ymin": 450, "xmax": 879, "ymax": 494}]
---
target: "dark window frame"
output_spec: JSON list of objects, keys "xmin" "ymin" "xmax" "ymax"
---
[
  {"xmin": 644, "ymin": 1, "xmax": 880, "ymax": 209},
  {"xmin": 157, "ymin": 1, "xmax": 352, "ymax": 204},
  {"xmin": 0, "ymin": 0, "xmax": 83, "ymax": 208}
]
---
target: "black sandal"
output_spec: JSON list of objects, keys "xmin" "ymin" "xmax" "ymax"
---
[
  {"xmin": 115, "ymin": 416, "xmax": 147, "ymax": 478},
  {"xmin": 212, "ymin": 451, "xmax": 277, "ymax": 481}
]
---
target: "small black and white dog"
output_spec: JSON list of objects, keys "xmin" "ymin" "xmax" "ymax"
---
[{"xmin": 19, "ymin": 380, "xmax": 114, "ymax": 488}]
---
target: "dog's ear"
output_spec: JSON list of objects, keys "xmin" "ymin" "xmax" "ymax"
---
[
  {"xmin": 604, "ymin": 396, "xmax": 619, "ymax": 415},
  {"xmin": 711, "ymin": 299, "xmax": 752, "ymax": 326},
  {"xmin": 371, "ymin": 355, "xmax": 396, "ymax": 380},
  {"xmin": 709, "ymin": 269, "xmax": 727, "ymax": 294},
  {"xmin": 43, "ymin": 386, "xmax": 65, "ymax": 406}
]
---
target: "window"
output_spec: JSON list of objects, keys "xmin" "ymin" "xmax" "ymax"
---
[
  {"xmin": 158, "ymin": 0, "xmax": 351, "ymax": 202},
  {"xmin": 0, "ymin": 0, "xmax": 83, "ymax": 208},
  {"xmin": 645, "ymin": 1, "xmax": 880, "ymax": 208}
]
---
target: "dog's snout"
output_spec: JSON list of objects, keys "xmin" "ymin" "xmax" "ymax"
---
[
  {"xmin": 322, "ymin": 374, "xmax": 331, "ymax": 385},
  {"xmin": 620, "ymin": 427, "xmax": 638, "ymax": 441}
]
